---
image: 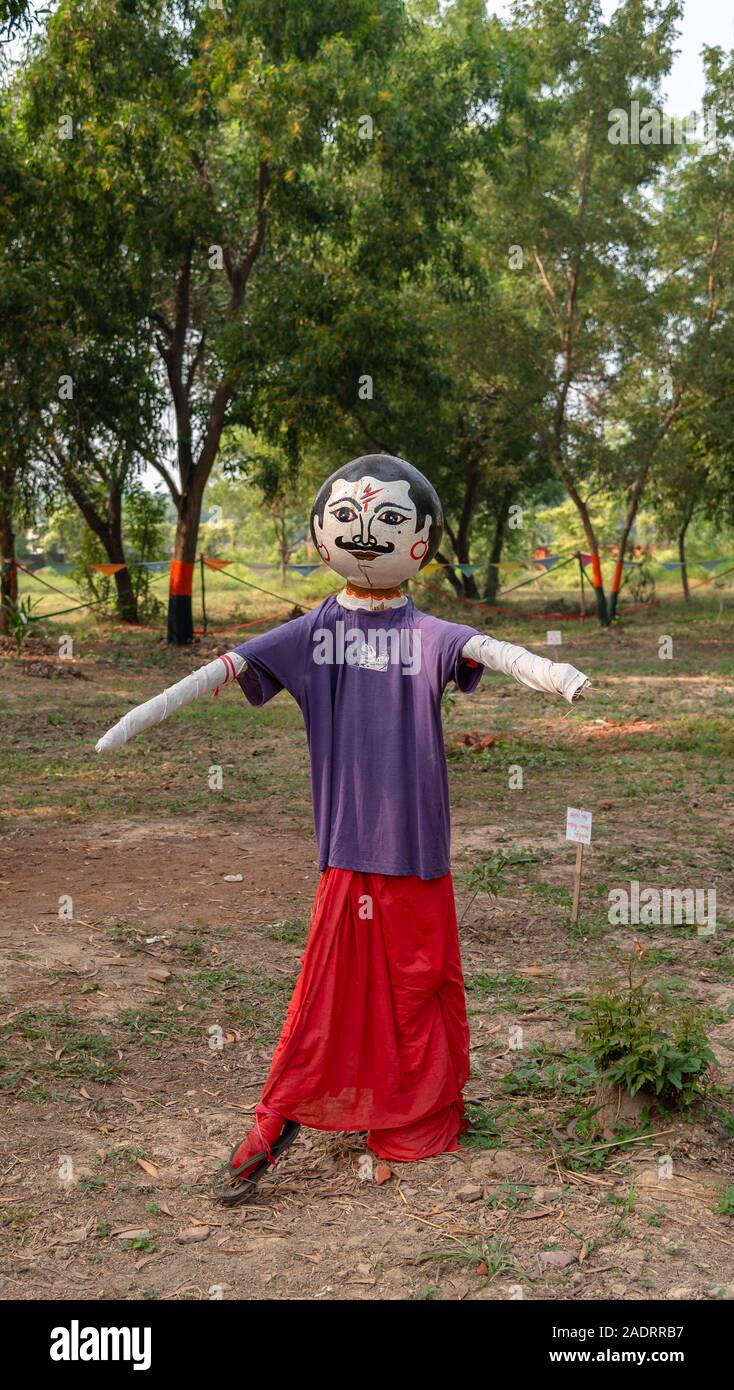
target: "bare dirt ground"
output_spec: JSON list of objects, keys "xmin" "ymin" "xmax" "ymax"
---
[{"xmin": 1, "ymin": 594, "xmax": 733, "ymax": 1301}]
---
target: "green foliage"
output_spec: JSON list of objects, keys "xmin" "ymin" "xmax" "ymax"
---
[
  {"xmin": 65, "ymin": 513, "xmax": 115, "ymax": 614},
  {"xmin": 123, "ymin": 486, "xmax": 168, "ymax": 623},
  {"xmin": 715, "ymin": 1185, "xmax": 734, "ymax": 1217},
  {"xmin": 581, "ymin": 968, "xmax": 716, "ymax": 1105},
  {"xmin": 0, "ymin": 1005, "xmax": 123, "ymax": 1093},
  {"xmin": 462, "ymin": 1101, "xmax": 504, "ymax": 1150},
  {"xmin": 461, "ymin": 847, "xmax": 535, "ymax": 897},
  {"xmin": 2, "ymin": 0, "xmax": 734, "ymax": 620},
  {"xmin": 4, "ymin": 592, "xmax": 41, "ymax": 650},
  {"xmin": 500, "ymin": 1046, "xmax": 599, "ymax": 1099},
  {"xmin": 0, "ymin": 1203, "xmax": 35, "ymax": 1229}
]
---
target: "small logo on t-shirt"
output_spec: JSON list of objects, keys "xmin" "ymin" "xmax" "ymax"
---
[
  {"xmin": 312, "ymin": 621, "xmax": 421, "ymax": 675},
  {"xmin": 355, "ymin": 640, "xmax": 389, "ymax": 671}
]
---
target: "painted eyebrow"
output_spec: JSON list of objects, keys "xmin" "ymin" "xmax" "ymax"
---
[
  {"xmin": 327, "ymin": 496, "xmax": 360, "ymax": 511},
  {"xmin": 373, "ymin": 501, "xmax": 413, "ymax": 513}
]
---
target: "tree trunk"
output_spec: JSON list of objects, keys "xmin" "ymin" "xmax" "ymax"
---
[
  {"xmin": 106, "ymin": 484, "xmax": 138, "ymax": 624},
  {"xmin": 63, "ymin": 472, "xmax": 139, "ymax": 624},
  {"xmin": 109, "ymin": 543, "xmax": 139, "ymax": 623},
  {"xmin": 454, "ymin": 451, "xmax": 481, "ymax": 598},
  {"xmin": 608, "ymin": 463, "xmax": 654, "ymax": 621},
  {"xmin": 276, "ymin": 516, "xmax": 287, "ymax": 585},
  {"xmin": 678, "ymin": 506, "xmax": 694, "ymax": 601},
  {"xmin": 552, "ymin": 454, "xmax": 609, "ymax": 625},
  {"xmin": 167, "ymin": 487, "xmax": 204, "ymax": 645},
  {"xmin": 0, "ymin": 489, "xmax": 18, "ymax": 633},
  {"xmin": 434, "ymin": 550, "xmax": 462, "ymax": 597},
  {"xmin": 159, "ymin": 164, "xmax": 270, "ymax": 644},
  {"xmin": 483, "ymin": 484, "xmax": 514, "ymax": 603},
  {"xmin": 164, "ymin": 375, "xmax": 232, "ymax": 644}
]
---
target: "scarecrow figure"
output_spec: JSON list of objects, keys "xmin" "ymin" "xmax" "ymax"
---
[{"xmin": 96, "ymin": 455, "xmax": 591, "ymax": 1203}]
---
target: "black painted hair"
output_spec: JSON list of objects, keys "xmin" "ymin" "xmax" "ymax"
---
[{"xmin": 310, "ymin": 454, "xmax": 443, "ymax": 568}]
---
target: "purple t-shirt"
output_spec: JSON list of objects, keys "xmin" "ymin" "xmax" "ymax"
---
[{"xmin": 233, "ymin": 596, "xmax": 482, "ymax": 880}]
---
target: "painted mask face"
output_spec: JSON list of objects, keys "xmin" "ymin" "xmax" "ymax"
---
[{"xmin": 312, "ymin": 475, "xmax": 433, "ymax": 588}]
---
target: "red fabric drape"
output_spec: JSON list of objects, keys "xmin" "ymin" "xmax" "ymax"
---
[{"xmin": 259, "ymin": 866, "xmax": 470, "ymax": 1162}]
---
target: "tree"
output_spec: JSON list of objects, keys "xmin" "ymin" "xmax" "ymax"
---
[
  {"xmin": 223, "ymin": 0, "xmax": 537, "ymax": 595},
  {"xmin": 33, "ymin": 325, "xmax": 159, "ymax": 624},
  {"xmin": 22, "ymin": 0, "xmax": 415, "ymax": 641},
  {"xmin": 474, "ymin": 0, "xmax": 686, "ymax": 623},
  {"xmin": 604, "ymin": 41, "xmax": 734, "ymax": 616},
  {"xmin": 0, "ymin": 96, "xmax": 45, "ymax": 630},
  {"xmin": 6, "ymin": 25, "xmax": 165, "ymax": 624},
  {"xmin": 0, "ymin": 0, "xmax": 43, "ymax": 42}
]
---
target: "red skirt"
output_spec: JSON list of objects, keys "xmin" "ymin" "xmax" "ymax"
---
[{"xmin": 259, "ymin": 867, "xmax": 470, "ymax": 1161}]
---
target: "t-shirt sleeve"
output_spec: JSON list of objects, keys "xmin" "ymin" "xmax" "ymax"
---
[
  {"xmin": 432, "ymin": 619, "xmax": 485, "ymax": 695},
  {"xmin": 231, "ymin": 611, "xmax": 314, "ymax": 707}
]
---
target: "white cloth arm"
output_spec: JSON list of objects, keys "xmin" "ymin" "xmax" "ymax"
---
[
  {"xmin": 462, "ymin": 634, "xmax": 591, "ymax": 704},
  {"xmin": 95, "ymin": 651, "xmax": 247, "ymax": 753}
]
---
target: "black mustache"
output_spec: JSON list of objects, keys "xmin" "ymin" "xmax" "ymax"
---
[{"xmin": 335, "ymin": 536, "xmax": 395, "ymax": 556}]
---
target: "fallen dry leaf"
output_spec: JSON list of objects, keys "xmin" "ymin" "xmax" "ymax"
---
[
  {"xmin": 136, "ymin": 1159, "xmax": 159, "ymax": 1178},
  {"xmin": 51, "ymin": 1226, "xmax": 90, "ymax": 1247}
]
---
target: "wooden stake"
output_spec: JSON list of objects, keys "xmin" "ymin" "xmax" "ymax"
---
[
  {"xmin": 199, "ymin": 554, "xmax": 208, "ymax": 635},
  {"xmin": 577, "ymin": 552, "xmax": 588, "ymax": 618},
  {"xmin": 571, "ymin": 842, "xmax": 584, "ymax": 923}
]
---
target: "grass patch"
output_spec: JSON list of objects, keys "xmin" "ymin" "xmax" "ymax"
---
[{"xmin": 0, "ymin": 1006, "xmax": 123, "ymax": 1094}]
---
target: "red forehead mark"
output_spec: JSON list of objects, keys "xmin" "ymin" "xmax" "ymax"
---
[{"xmin": 359, "ymin": 482, "xmax": 384, "ymax": 512}]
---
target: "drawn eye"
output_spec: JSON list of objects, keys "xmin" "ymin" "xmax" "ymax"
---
[
  {"xmin": 331, "ymin": 506, "xmax": 358, "ymax": 524},
  {"xmin": 379, "ymin": 511, "xmax": 409, "ymax": 526}
]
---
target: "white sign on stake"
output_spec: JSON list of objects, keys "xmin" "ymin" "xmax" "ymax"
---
[
  {"xmin": 566, "ymin": 806, "xmax": 592, "ymax": 845},
  {"xmin": 546, "ymin": 630, "xmax": 563, "ymax": 646},
  {"xmin": 566, "ymin": 807, "xmax": 592, "ymax": 924}
]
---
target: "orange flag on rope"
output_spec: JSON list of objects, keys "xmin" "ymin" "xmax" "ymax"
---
[
  {"xmin": 202, "ymin": 557, "xmax": 233, "ymax": 570},
  {"xmin": 88, "ymin": 563, "xmax": 127, "ymax": 575}
]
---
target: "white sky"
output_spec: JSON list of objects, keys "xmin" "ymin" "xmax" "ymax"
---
[{"xmin": 657, "ymin": 0, "xmax": 734, "ymax": 111}]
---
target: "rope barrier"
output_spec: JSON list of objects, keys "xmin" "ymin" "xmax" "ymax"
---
[
  {"xmin": 14, "ymin": 551, "xmax": 733, "ymax": 635},
  {"xmin": 15, "ymin": 562, "xmax": 85, "ymax": 602},
  {"xmin": 21, "ymin": 597, "xmax": 115, "ymax": 621},
  {"xmin": 212, "ymin": 563, "xmax": 313, "ymax": 608},
  {"xmin": 193, "ymin": 608, "xmax": 296, "ymax": 636}
]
